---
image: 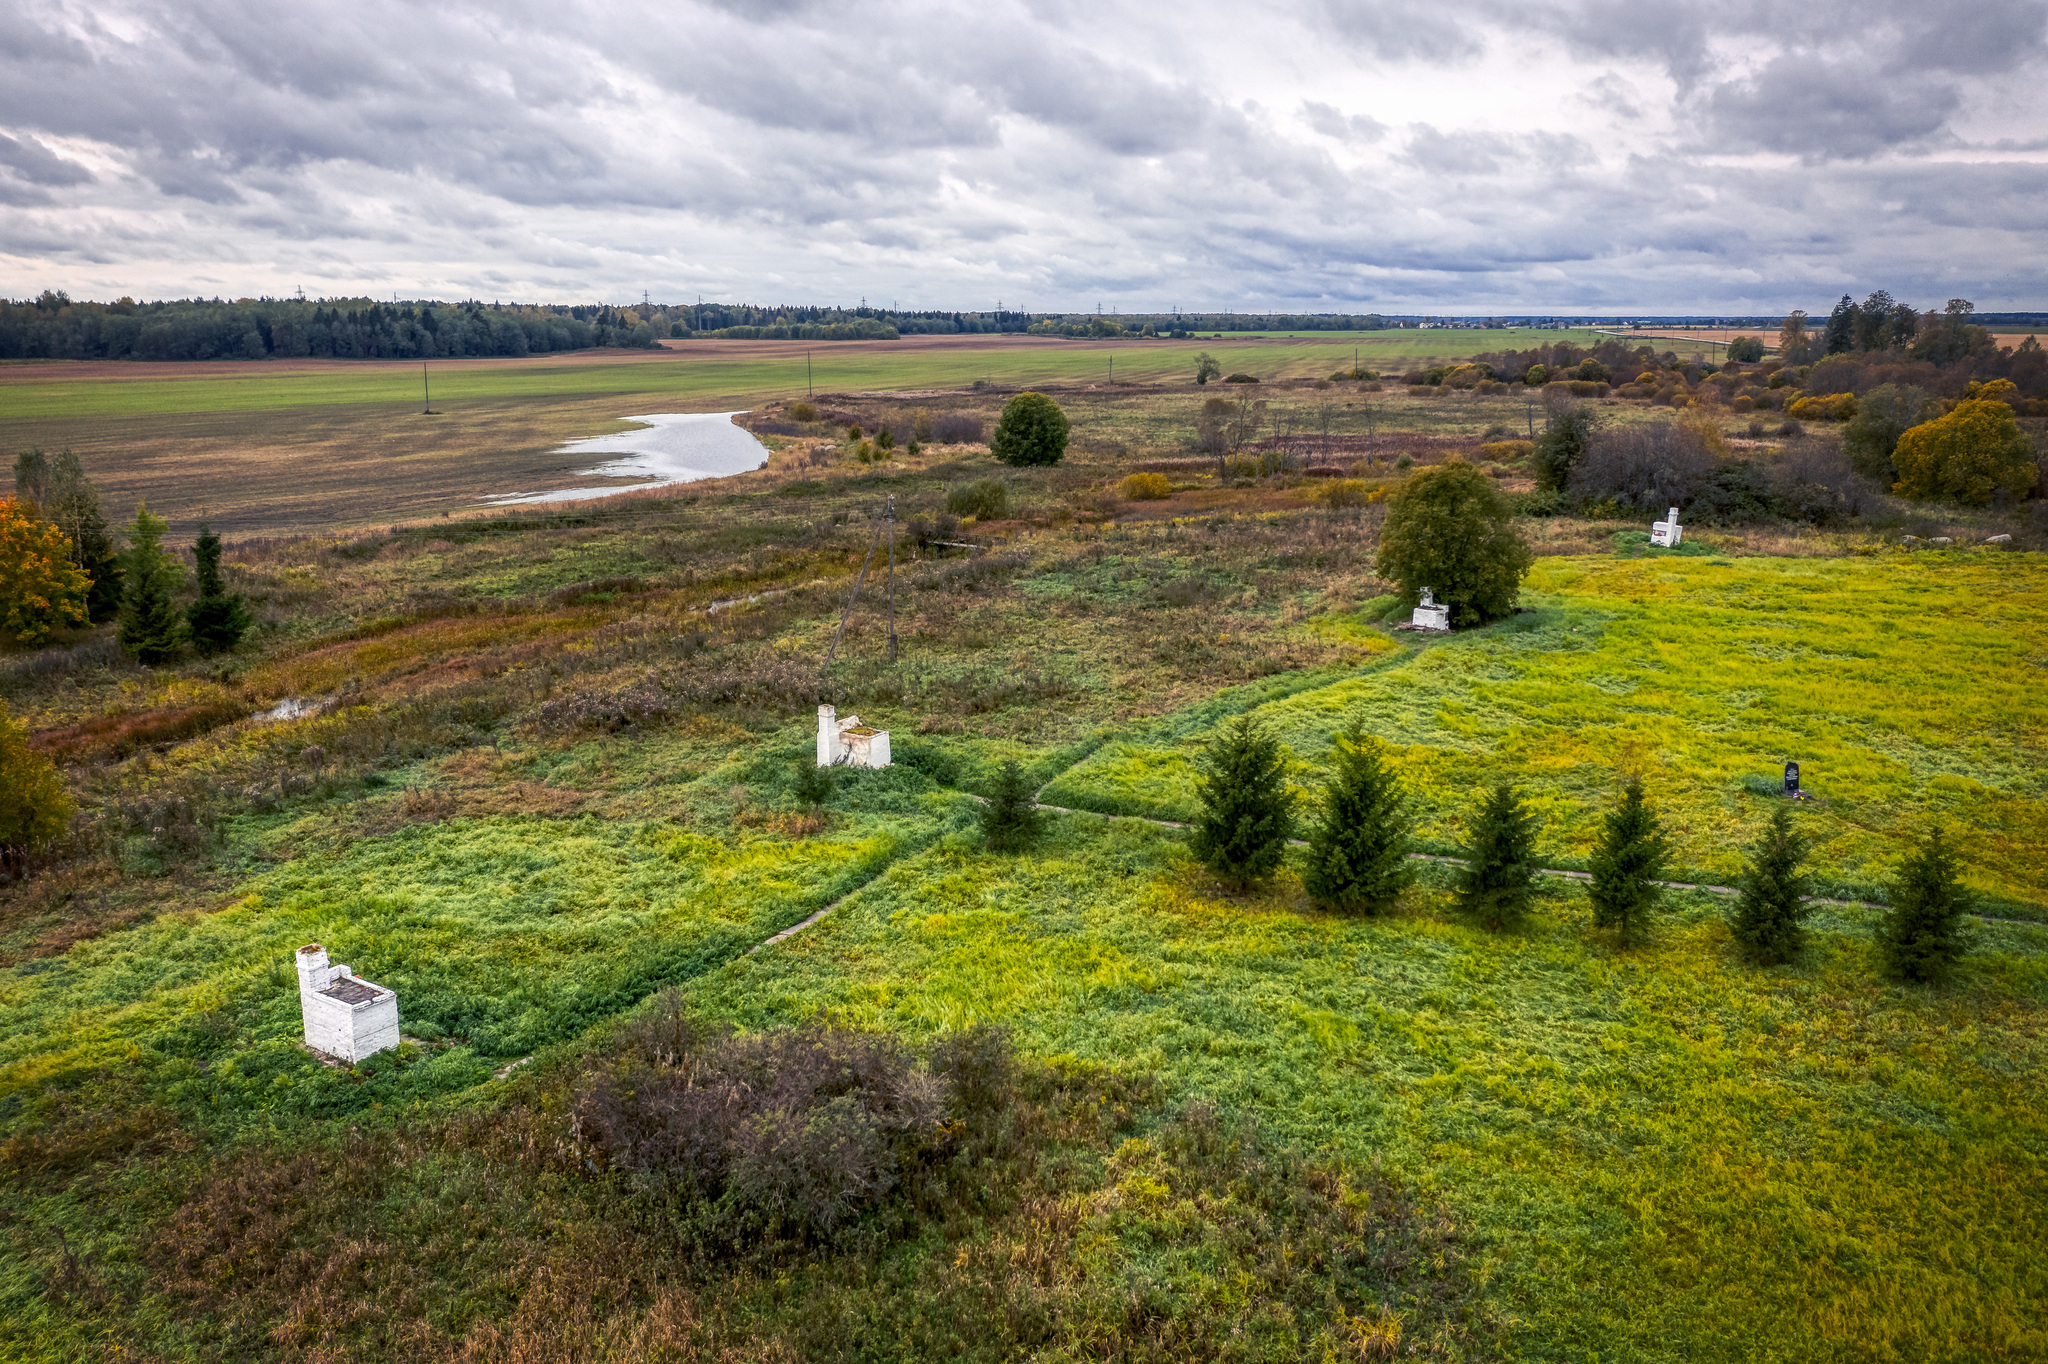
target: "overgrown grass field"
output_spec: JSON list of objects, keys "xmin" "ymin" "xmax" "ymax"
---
[{"xmin": 3, "ymin": 360, "xmax": 2045, "ymax": 1360}]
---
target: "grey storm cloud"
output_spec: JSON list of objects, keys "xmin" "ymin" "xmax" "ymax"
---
[{"xmin": 0, "ymin": 0, "xmax": 2044, "ymax": 310}]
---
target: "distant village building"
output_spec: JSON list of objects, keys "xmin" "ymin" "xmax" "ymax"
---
[
  {"xmin": 296, "ymin": 943, "xmax": 399, "ymax": 1064},
  {"xmin": 817, "ymin": 704, "xmax": 892, "ymax": 768}
]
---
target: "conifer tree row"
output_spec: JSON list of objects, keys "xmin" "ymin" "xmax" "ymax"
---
[
  {"xmin": 1454, "ymin": 782, "xmax": 1539, "ymax": 929},
  {"xmin": 1731, "ymin": 804, "xmax": 1811, "ymax": 963},
  {"xmin": 1302, "ymin": 724, "xmax": 1412, "ymax": 914},
  {"xmin": 1190, "ymin": 716, "xmax": 1293, "ymax": 889},
  {"xmin": 186, "ymin": 522, "xmax": 251, "ymax": 654},
  {"xmin": 1588, "ymin": 777, "xmax": 1669, "ymax": 942},
  {"xmin": 117, "ymin": 502, "xmax": 185, "ymax": 665}
]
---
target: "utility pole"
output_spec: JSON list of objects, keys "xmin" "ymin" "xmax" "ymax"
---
[
  {"xmin": 807, "ymin": 350, "xmax": 813, "ymax": 397},
  {"xmin": 885, "ymin": 495, "xmax": 897, "ymax": 663},
  {"xmin": 422, "ymin": 361, "xmax": 431, "ymax": 414}
]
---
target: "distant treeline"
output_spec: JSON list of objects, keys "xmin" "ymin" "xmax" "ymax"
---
[{"xmin": 0, "ymin": 295, "xmax": 662, "ymax": 361}]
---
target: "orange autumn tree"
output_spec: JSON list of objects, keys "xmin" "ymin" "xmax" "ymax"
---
[
  {"xmin": 1891, "ymin": 396, "xmax": 2036, "ymax": 505},
  {"xmin": 0, "ymin": 496, "xmax": 90, "ymax": 645}
]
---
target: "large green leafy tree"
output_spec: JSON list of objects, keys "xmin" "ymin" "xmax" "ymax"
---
[
  {"xmin": 117, "ymin": 502, "xmax": 186, "ymax": 665},
  {"xmin": 1730, "ymin": 804, "xmax": 1812, "ymax": 964},
  {"xmin": 1189, "ymin": 716, "xmax": 1294, "ymax": 889},
  {"xmin": 14, "ymin": 447, "xmax": 121, "ymax": 621},
  {"xmin": 1842, "ymin": 384, "xmax": 1936, "ymax": 483},
  {"xmin": 1531, "ymin": 405, "xmax": 1596, "ymax": 492},
  {"xmin": 1877, "ymin": 825, "xmax": 1973, "ymax": 983},
  {"xmin": 1375, "ymin": 461, "xmax": 1533, "ymax": 627},
  {"xmin": 990, "ymin": 392, "xmax": 1069, "ymax": 467},
  {"xmin": 1302, "ymin": 724, "xmax": 1412, "ymax": 914},
  {"xmin": 186, "ymin": 522, "xmax": 252, "ymax": 654},
  {"xmin": 1454, "ymin": 782, "xmax": 1540, "ymax": 929},
  {"xmin": 1587, "ymin": 777, "xmax": 1670, "ymax": 942},
  {"xmin": 980, "ymin": 759, "xmax": 1047, "ymax": 853}
]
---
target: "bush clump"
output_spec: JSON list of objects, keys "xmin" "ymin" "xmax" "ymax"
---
[
  {"xmin": 1, "ymin": 699, "xmax": 73, "ymax": 873},
  {"xmin": 1117, "ymin": 472, "xmax": 1173, "ymax": 501},
  {"xmin": 1223, "ymin": 372, "xmax": 1260, "ymax": 384},
  {"xmin": 1376, "ymin": 460, "xmax": 1532, "ymax": 626},
  {"xmin": 990, "ymin": 392, "xmax": 1069, "ymax": 467},
  {"xmin": 1842, "ymin": 384, "xmax": 1937, "ymax": 483},
  {"xmin": 576, "ymin": 1003, "xmax": 1018, "ymax": 1246},
  {"xmin": 932, "ymin": 412, "xmax": 984, "ymax": 444},
  {"xmin": 1891, "ymin": 399, "xmax": 2036, "ymax": 505},
  {"xmin": 944, "ymin": 479, "xmax": 1011, "ymax": 520}
]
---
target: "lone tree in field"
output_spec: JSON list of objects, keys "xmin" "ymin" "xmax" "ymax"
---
[
  {"xmin": 1532, "ymin": 403, "xmax": 1596, "ymax": 492},
  {"xmin": 1190, "ymin": 716, "xmax": 1294, "ymax": 889},
  {"xmin": 1454, "ymin": 782, "xmax": 1541, "ymax": 929},
  {"xmin": 990, "ymin": 391, "xmax": 1069, "ymax": 467},
  {"xmin": 1376, "ymin": 460, "xmax": 1532, "ymax": 627},
  {"xmin": 0, "ymin": 497, "xmax": 90, "ymax": 646},
  {"xmin": 1195, "ymin": 352, "xmax": 1222, "ymax": 385},
  {"xmin": 1302, "ymin": 723, "xmax": 1412, "ymax": 914},
  {"xmin": 186, "ymin": 522, "xmax": 252, "ymax": 655},
  {"xmin": 1587, "ymin": 777, "xmax": 1670, "ymax": 942},
  {"xmin": 1730, "ymin": 804, "xmax": 1812, "ymax": 964},
  {"xmin": 1877, "ymin": 825, "xmax": 1973, "ymax": 983},
  {"xmin": 0, "ymin": 700, "xmax": 72, "ymax": 875},
  {"xmin": 117, "ymin": 502, "xmax": 186, "ymax": 665},
  {"xmin": 980, "ymin": 759, "xmax": 1046, "ymax": 853}
]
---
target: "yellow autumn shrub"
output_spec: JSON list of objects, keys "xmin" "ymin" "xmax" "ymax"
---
[
  {"xmin": 1788, "ymin": 392, "xmax": 1859, "ymax": 421},
  {"xmin": 1890, "ymin": 399, "xmax": 2038, "ymax": 505},
  {"xmin": 0, "ymin": 497, "xmax": 90, "ymax": 645},
  {"xmin": 1117, "ymin": 472, "xmax": 1174, "ymax": 501},
  {"xmin": 0, "ymin": 699, "xmax": 73, "ymax": 859}
]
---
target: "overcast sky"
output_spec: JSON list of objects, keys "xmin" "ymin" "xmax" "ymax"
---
[{"xmin": 3, "ymin": 0, "xmax": 2045, "ymax": 313}]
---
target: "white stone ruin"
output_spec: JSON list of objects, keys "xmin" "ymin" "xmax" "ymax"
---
[
  {"xmin": 1411, "ymin": 587, "xmax": 1450, "ymax": 632},
  {"xmin": 1650, "ymin": 506, "xmax": 1683, "ymax": 548},
  {"xmin": 817, "ymin": 704, "xmax": 892, "ymax": 769},
  {"xmin": 296, "ymin": 943, "xmax": 399, "ymax": 1064}
]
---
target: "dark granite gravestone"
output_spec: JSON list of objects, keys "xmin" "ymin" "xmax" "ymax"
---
[{"xmin": 1783, "ymin": 761, "xmax": 1800, "ymax": 796}]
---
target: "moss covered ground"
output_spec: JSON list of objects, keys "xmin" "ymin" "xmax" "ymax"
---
[{"xmin": 2, "ymin": 374, "xmax": 2045, "ymax": 1361}]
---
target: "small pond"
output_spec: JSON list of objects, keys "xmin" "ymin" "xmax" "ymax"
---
[{"xmin": 482, "ymin": 412, "xmax": 770, "ymax": 505}]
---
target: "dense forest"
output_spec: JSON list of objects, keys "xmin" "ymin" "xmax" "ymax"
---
[{"xmin": 0, "ymin": 295, "xmax": 665, "ymax": 361}]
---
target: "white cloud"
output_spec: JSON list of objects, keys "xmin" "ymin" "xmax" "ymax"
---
[{"xmin": 0, "ymin": 0, "xmax": 2043, "ymax": 310}]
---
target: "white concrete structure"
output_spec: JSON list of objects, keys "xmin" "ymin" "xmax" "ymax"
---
[
  {"xmin": 296, "ymin": 943, "xmax": 399, "ymax": 1064},
  {"xmin": 817, "ymin": 704, "xmax": 892, "ymax": 769},
  {"xmin": 1411, "ymin": 587, "xmax": 1451, "ymax": 632},
  {"xmin": 1650, "ymin": 506, "xmax": 1683, "ymax": 547}
]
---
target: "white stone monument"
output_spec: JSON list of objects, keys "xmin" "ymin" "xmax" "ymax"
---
[
  {"xmin": 817, "ymin": 704, "xmax": 892, "ymax": 769},
  {"xmin": 1411, "ymin": 587, "xmax": 1450, "ymax": 632},
  {"xmin": 1650, "ymin": 506, "xmax": 1683, "ymax": 547},
  {"xmin": 296, "ymin": 943, "xmax": 400, "ymax": 1064}
]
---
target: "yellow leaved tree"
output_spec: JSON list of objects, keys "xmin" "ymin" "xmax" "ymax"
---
[
  {"xmin": 0, "ymin": 496, "xmax": 90, "ymax": 645},
  {"xmin": 1891, "ymin": 399, "xmax": 2037, "ymax": 505}
]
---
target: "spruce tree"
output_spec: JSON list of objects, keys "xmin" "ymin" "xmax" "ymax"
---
[
  {"xmin": 117, "ymin": 502, "xmax": 185, "ymax": 665},
  {"xmin": 792, "ymin": 760, "xmax": 834, "ymax": 809},
  {"xmin": 1877, "ymin": 825, "xmax": 1972, "ymax": 983},
  {"xmin": 1302, "ymin": 723, "xmax": 1412, "ymax": 914},
  {"xmin": 1454, "ymin": 781, "xmax": 1540, "ymax": 929},
  {"xmin": 1189, "ymin": 716, "xmax": 1294, "ymax": 889},
  {"xmin": 979, "ymin": 758, "xmax": 1046, "ymax": 853},
  {"xmin": 185, "ymin": 522, "xmax": 251, "ymax": 654},
  {"xmin": 1587, "ymin": 777, "xmax": 1670, "ymax": 942},
  {"xmin": 1730, "ymin": 804, "xmax": 1812, "ymax": 964}
]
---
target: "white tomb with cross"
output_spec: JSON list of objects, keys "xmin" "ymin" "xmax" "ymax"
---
[
  {"xmin": 1411, "ymin": 587, "xmax": 1451, "ymax": 632},
  {"xmin": 1650, "ymin": 506, "xmax": 1683, "ymax": 547},
  {"xmin": 817, "ymin": 704, "xmax": 892, "ymax": 769}
]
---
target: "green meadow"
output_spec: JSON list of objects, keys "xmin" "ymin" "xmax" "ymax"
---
[{"xmin": 1043, "ymin": 552, "xmax": 2048, "ymax": 910}]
